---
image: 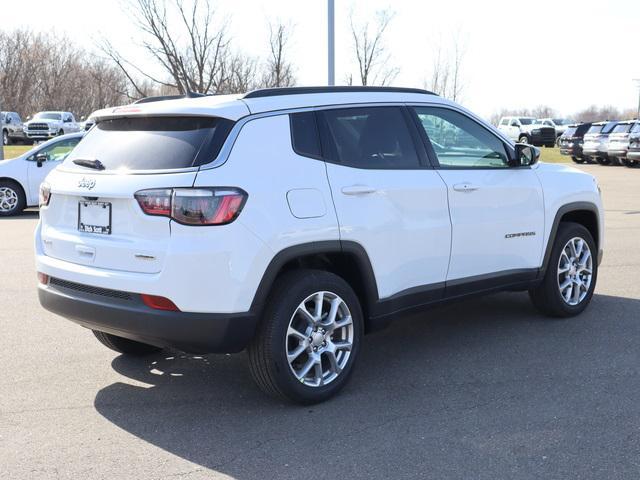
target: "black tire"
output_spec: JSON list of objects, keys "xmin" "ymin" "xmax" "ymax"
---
[
  {"xmin": 2, "ymin": 129, "xmax": 9, "ymax": 146},
  {"xmin": 545, "ymin": 143, "xmax": 555, "ymax": 148},
  {"xmin": 529, "ymin": 222, "xmax": 598, "ymax": 318},
  {"xmin": 621, "ymin": 158, "xmax": 639, "ymax": 168},
  {"xmin": 571, "ymin": 156, "xmax": 585, "ymax": 164},
  {"xmin": 0, "ymin": 179, "xmax": 26, "ymax": 217},
  {"xmin": 595, "ymin": 157, "xmax": 611, "ymax": 166},
  {"xmin": 248, "ymin": 269, "xmax": 364, "ymax": 404},
  {"xmin": 57, "ymin": 129, "xmax": 64, "ymax": 136},
  {"xmin": 518, "ymin": 135, "xmax": 529, "ymax": 144},
  {"xmin": 92, "ymin": 330, "xmax": 162, "ymax": 355}
]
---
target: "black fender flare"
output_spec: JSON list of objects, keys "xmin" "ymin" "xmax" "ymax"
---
[
  {"xmin": 540, "ymin": 201, "xmax": 601, "ymax": 275},
  {"xmin": 249, "ymin": 240, "xmax": 379, "ymax": 315}
]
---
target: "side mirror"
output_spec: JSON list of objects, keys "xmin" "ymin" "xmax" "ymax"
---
[
  {"xmin": 512, "ymin": 143, "xmax": 540, "ymax": 167},
  {"xmin": 35, "ymin": 153, "xmax": 47, "ymax": 167}
]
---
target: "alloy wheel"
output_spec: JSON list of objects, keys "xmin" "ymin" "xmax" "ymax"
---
[
  {"xmin": 0, "ymin": 187, "xmax": 18, "ymax": 213},
  {"xmin": 286, "ymin": 291, "xmax": 354, "ymax": 387},
  {"xmin": 557, "ymin": 237, "xmax": 593, "ymax": 306}
]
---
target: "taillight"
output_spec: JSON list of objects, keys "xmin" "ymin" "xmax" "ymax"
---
[
  {"xmin": 37, "ymin": 272, "xmax": 49, "ymax": 285},
  {"xmin": 134, "ymin": 187, "xmax": 247, "ymax": 226},
  {"xmin": 39, "ymin": 182, "xmax": 51, "ymax": 208}
]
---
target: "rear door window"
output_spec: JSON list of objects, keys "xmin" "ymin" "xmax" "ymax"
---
[
  {"xmin": 290, "ymin": 112, "xmax": 322, "ymax": 159},
  {"xmin": 63, "ymin": 116, "xmax": 234, "ymax": 171},
  {"xmin": 318, "ymin": 107, "xmax": 420, "ymax": 169}
]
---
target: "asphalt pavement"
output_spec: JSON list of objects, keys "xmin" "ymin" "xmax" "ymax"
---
[{"xmin": 1, "ymin": 163, "xmax": 639, "ymax": 479}]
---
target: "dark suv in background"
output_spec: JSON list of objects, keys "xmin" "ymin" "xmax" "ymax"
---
[{"xmin": 559, "ymin": 123, "xmax": 592, "ymax": 163}]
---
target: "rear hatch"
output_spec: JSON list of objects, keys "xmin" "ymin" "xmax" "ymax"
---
[
  {"xmin": 40, "ymin": 116, "xmax": 234, "ymax": 274},
  {"xmin": 609, "ymin": 123, "xmax": 634, "ymax": 146}
]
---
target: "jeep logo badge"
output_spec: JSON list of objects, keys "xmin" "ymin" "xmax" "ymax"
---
[{"xmin": 78, "ymin": 177, "xmax": 96, "ymax": 190}]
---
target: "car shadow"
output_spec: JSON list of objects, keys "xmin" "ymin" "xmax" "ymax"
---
[
  {"xmin": 0, "ymin": 209, "xmax": 39, "ymax": 219},
  {"xmin": 94, "ymin": 292, "xmax": 640, "ymax": 479}
]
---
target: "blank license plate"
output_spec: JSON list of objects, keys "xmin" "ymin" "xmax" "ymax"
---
[{"xmin": 78, "ymin": 201, "xmax": 112, "ymax": 234}]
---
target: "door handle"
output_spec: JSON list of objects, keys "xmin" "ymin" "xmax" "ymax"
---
[
  {"xmin": 341, "ymin": 185, "xmax": 377, "ymax": 196},
  {"xmin": 452, "ymin": 183, "xmax": 479, "ymax": 192}
]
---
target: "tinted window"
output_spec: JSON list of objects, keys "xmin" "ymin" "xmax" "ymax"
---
[
  {"xmin": 319, "ymin": 107, "xmax": 420, "ymax": 169},
  {"xmin": 413, "ymin": 107, "xmax": 509, "ymax": 169},
  {"xmin": 519, "ymin": 118, "xmax": 535, "ymax": 125},
  {"xmin": 563, "ymin": 127, "xmax": 577, "ymax": 137},
  {"xmin": 602, "ymin": 122, "xmax": 618, "ymax": 134},
  {"xmin": 500, "ymin": 118, "xmax": 509, "ymax": 126},
  {"xmin": 290, "ymin": 112, "xmax": 321, "ymax": 158},
  {"xmin": 612, "ymin": 123, "xmax": 632, "ymax": 133},
  {"xmin": 587, "ymin": 125, "xmax": 604, "ymax": 134},
  {"xmin": 64, "ymin": 116, "xmax": 234, "ymax": 171}
]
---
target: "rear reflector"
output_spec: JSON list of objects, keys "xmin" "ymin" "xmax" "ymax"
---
[
  {"xmin": 37, "ymin": 272, "xmax": 49, "ymax": 285},
  {"xmin": 141, "ymin": 294, "xmax": 180, "ymax": 311}
]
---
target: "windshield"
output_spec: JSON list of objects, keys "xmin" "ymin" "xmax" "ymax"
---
[
  {"xmin": 553, "ymin": 118, "xmax": 571, "ymax": 125},
  {"xmin": 518, "ymin": 118, "xmax": 535, "ymax": 125},
  {"xmin": 64, "ymin": 116, "xmax": 234, "ymax": 171},
  {"xmin": 587, "ymin": 125, "xmax": 604, "ymax": 134},
  {"xmin": 34, "ymin": 112, "xmax": 62, "ymax": 121},
  {"xmin": 612, "ymin": 123, "xmax": 633, "ymax": 134}
]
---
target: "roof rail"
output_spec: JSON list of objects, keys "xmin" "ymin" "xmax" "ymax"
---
[
  {"xmin": 134, "ymin": 92, "xmax": 208, "ymax": 104},
  {"xmin": 243, "ymin": 86, "xmax": 436, "ymax": 99}
]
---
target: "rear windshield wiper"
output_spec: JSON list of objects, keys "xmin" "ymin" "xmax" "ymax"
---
[{"xmin": 73, "ymin": 159, "xmax": 105, "ymax": 170}]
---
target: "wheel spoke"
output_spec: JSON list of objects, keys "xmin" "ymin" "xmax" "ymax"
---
[
  {"xmin": 296, "ymin": 356, "xmax": 317, "ymax": 381},
  {"xmin": 313, "ymin": 292, "xmax": 324, "ymax": 320},
  {"xmin": 334, "ymin": 315, "xmax": 353, "ymax": 330},
  {"xmin": 333, "ymin": 340, "xmax": 352, "ymax": 351},
  {"xmin": 579, "ymin": 249, "xmax": 591, "ymax": 267},
  {"xmin": 559, "ymin": 278, "xmax": 572, "ymax": 291},
  {"xmin": 326, "ymin": 297, "xmax": 341, "ymax": 327},
  {"xmin": 325, "ymin": 351, "xmax": 342, "ymax": 375},
  {"xmin": 296, "ymin": 305, "xmax": 316, "ymax": 326},
  {"xmin": 287, "ymin": 343, "xmax": 306, "ymax": 362},
  {"xmin": 287, "ymin": 326, "xmax": 307, "ymax": 343}
]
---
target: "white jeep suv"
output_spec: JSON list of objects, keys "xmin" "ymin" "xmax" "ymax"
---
[{"xmin": 36, "ymin": 87, "xmax": 604, "ymax": 404}]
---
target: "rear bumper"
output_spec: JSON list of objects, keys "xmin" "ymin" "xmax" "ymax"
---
[
  {"xmin": 627, "ymin": 151, "xmax": 640, "ymax": 160},
  {"xmin": 559, "ymin": 145, "xmax": 583, "ymax": 157},
  {"xmin": 38, "ymin": 280, "xmax": 258, "ymax": 353}
]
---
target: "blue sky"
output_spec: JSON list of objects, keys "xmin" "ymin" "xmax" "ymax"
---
[{"xmin": 4, "ymin": 0, "xmax": 639, "ymax": 118}]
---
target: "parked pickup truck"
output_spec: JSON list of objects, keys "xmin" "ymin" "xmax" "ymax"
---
[
  {"xmin": 498, "ymin": 116, "xmax": 556, "ymax": 147},
  {"xmin": 24, "ymin": 112, "xmax": 81, "ymax": 142},
  {"xmin": 2, "ymin": 111, "xmax": 29, "ymax": 145}
]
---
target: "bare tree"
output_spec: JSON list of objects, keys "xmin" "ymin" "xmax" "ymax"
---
[
  {"xmin": 348, "ymin": 9, "xmax": 399, "ymax": 86},
  {"xmin": 99, "ymin": 0, "xmax": 232, "ymax": 96},
  {"xmin": 0, "ymin": 29, "xmax": 129, "ymax": 118},
  {"xmin": 425, "ymin": 31, "xmax": 466, "ymax": 102},
  {"xmin": 261, "ymin": 22, "xmax": 296, "ymax": 88}
]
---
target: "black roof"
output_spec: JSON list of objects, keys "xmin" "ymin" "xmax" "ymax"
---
[{"xmin": 243, "ymin": 86, "xmax": 436, "ymax": 99}]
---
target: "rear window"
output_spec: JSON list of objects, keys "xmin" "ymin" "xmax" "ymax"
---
[
  {"xmin": 632, "ymin": 123, "xmax": 640, "ymax": 134},
  {"xmin": 64, "ymin": 116, "xmax": 234, "ymax": 171},
  {"xmin": 602, "ymin": 122, "xmax": 618, "ymax": 134},
  {"xmin": 587, "ymin": 124, "xmax": 604, "ymax": 134},
  {"xmin": 612, "ymin": 123, "xmax": 633, "ymax": 133},
  {"xmin": 563, "ymin": 127, "xmax": 577, "ymax": 137}
]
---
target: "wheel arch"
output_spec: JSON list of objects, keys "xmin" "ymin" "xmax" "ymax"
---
[
  {"xmin": 0, "ymin": 176, "xmax": 27, "ymax": 199},
  {"xmin": 250, "ymin": 241, "xmax": 380, "ymax": 331},
  {"xmin": 541, "ymin": 202, "xmax": 600, "ymax": 273}
]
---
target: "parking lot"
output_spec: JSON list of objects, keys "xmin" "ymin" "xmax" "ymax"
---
[{"xmin": 0, "ymin": 163, "xmax": 639, "ymax": 480}]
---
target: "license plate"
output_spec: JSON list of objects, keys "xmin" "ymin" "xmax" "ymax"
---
[{"xmin": 78, "ymin": 201, "xmax": 112, "ymax": 234}]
